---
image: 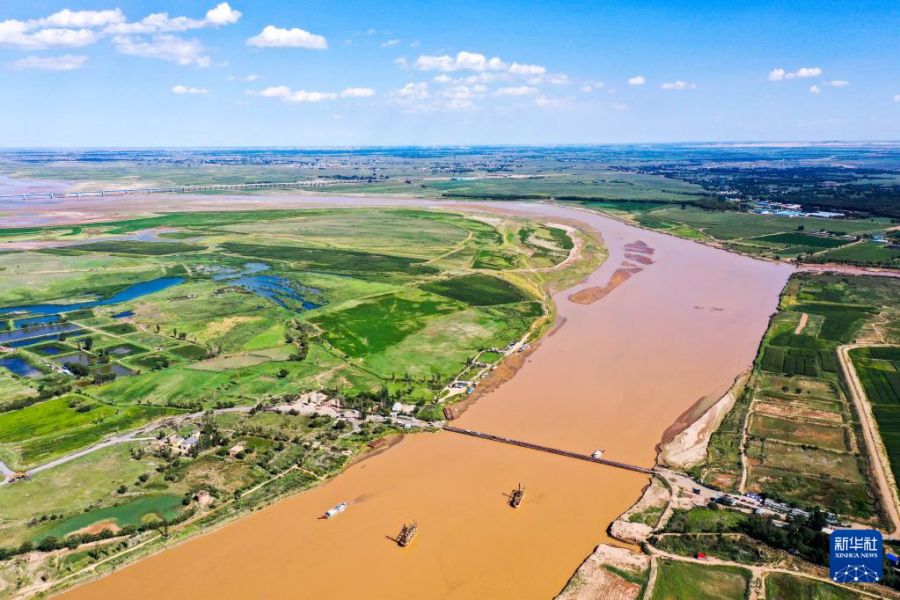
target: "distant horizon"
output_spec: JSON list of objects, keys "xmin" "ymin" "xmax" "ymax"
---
[
  {"xmin": 2, "ymin": 140, "xmax": 900, "ymax": 152},
  {"xmin": 2, "ymin": 1, "xmax": 898, "ymax": 146}
]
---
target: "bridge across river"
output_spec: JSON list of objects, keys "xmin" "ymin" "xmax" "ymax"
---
[{"xmin": 442, "ymin": 426, "xmax": 655, "ymax": 475}]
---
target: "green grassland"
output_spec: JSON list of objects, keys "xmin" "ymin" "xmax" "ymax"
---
[
  {"xmin": 0, "ymin": 206, "xmax": 578, "ymax": 455},
  {"xmin": 651, "ymin": 560, "xmax": 750, "ymax": 600},
  {"xmin": 70, "ymin": 241, "xmax": 207, "ymax": 256},
  {"xmin": 36, "ymin": 494, "xmax": 185, "ymax": 541},
  {"xmin": 701, "ymin": 272, "xmax": 900, "ymax": 521},
  {"xmin": 0, "ymin": 395, "xmax": 179, "ymax": 469},
  {"xmin": 765, "ymin": 573, "xmax": 863, "ymax": 599}
]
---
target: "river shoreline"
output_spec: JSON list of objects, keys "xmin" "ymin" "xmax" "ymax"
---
[{"xmin": 28, "ymin": 193, "xmax": 793, "ymax": 600}]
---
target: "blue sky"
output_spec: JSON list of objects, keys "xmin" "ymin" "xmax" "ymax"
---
[{"xmin": 1, "ymin": 0, "xmax": 898, "ymax": 146}]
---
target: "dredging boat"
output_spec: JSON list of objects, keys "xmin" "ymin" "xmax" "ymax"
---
[
  {"xmin": 323, "ymin": 502, "xmax": 347, "ymax": 519},
  {"xmin": 509, "ymin": 483, "xmax": 525, "ymax": 508},
  {"xmin": 397, "ymin": 521, "xmax": 418, "ymax": 547}
]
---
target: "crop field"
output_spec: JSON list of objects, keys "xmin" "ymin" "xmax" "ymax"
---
[
  {"xmin": 422, "ymin": 274, "xmax": 528, "ymax": 305},
  {"xmin": 851, "ymin": 346, "xmax": 900, "ymax": 483},
  {"xmin": 651, "ymin": 560, "xmax": 749, "ymax": 600},
  {"xmin": 764, "ymin": 572, "xmax": 862, "ymax": 600},
  {"xmin": 810, "ymin": 241, "xmax": 900, "ymax": 267},
  {"xmin": 750, "ymin": 232, "xmax": 850, "ymax": 249},
  {"xmin": 701, "ymin": 272, "xmax": 900, "ymax": 521},
  {"xmin": 587, "ymin": 203, "xmax": 894, "ymax": 264}
]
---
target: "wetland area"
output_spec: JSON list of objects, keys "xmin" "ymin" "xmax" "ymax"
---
[{"xmin": 11, "ymin": 196, "xmax": 791, "ymax": 600}]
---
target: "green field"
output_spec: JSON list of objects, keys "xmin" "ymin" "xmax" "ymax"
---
[
  {"xmin": 220, "ymin": 241, "xmax": 434, "ymax": 273},
  {"xmin": 651, "ymin": 560, "xmax": 749, "ymax": 600},
  {"xmin": 765, "ymin": 572, "xmax": 862, "ymax": 600},
  {"xmin": 851, "ymin": 346, "xmax": 900, "ymax": 485},
  {"xmin": 0, "ymin": 396, "xmax": 179, "ymax": 468},
  {"xmin": 811, "ymin": 242, "xmax": 900, "ymax": 267},
  {"xmin": 422, "ymin": 274, "xmax": 528, "ymax": 305},
  {"xmin": 72, "ymin": 241, "xmax": 206, "ymax": 256},
  {"xmin": 35, "ymin": 494, "xmax": 184, "ymax": 541},
  {"xmin": 702, "ymin": 272, "xmax": 899, "ymax": 520},
  {"xmin": 588, "ymin": 203, "xmax": 895, "ymax": 264}
]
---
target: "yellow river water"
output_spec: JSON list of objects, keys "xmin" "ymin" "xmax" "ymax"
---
[{"xmin": 59, "ymin": 200, "xmax": 793, "ymax": 600}]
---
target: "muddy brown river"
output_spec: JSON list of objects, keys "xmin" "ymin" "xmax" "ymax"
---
[{"xmin": 58, "ymin": 200, "xmax": 793, "ymax": 600}]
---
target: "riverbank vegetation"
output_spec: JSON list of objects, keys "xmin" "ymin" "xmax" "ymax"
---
[
  {"xmin": 0, "ymin": 205, "xmax": 603, "ymax": 597},
  {"xmin": 699, "ymin": 272, "xmax": 900, "ymax": 527}
]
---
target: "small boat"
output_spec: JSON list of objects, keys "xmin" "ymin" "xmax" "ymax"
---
[
  {"xmin": 397, "ymin": 521, "xmax": 417, "ymax": 547},
  {"xmin": 509, "ymin": 483, "xmax": 525, "ymax": 508},
  {"xmin": 323, "ymin": 502, "xmax": 347, "ymax": 519},
  {"xmin": 591, "ymin": 449, "xmax": 604, "ymax": 459}
]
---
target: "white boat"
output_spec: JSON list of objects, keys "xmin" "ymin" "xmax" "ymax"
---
[
  {"xmin": 324, "ymin": 502, "xmax": 347, "ymax": 519},
  {"xmin": 591, "ymin": 449, "xmax": 604, "ymax": 459}
]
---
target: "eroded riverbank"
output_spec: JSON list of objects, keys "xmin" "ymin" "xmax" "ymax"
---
[{"xmin": 50, "ymin": 196, "xmax": 793, "ymax": 600}]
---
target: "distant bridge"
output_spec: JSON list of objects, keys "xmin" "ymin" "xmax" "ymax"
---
[
  {"xmin": 0, "ymin": 180, "xmax": 329, "ymax": 201},
  {"xmin": 442, "ymin": 425, "xmax": 655, "ymax": 475}
]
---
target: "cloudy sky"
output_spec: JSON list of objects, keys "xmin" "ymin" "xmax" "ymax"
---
[{"xmin": 1, "ymin": 0, "xmax": 898, "ymax": 146}]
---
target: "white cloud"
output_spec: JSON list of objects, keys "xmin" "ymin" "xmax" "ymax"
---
[
  {"xmin": 828, "ymin": 80, "xmax": 849, "ymax": 87},
  {"xmin": 580, "ymin": 81, "xmax": 604, "ymax": 93},
  {"xmin": 438, "ymin": 84, "xmax": 486, "ymax": 109},
  {"xmin": 627, "ymin": 75, "xmax": 646, "ymax": 86},
  {"xmin": 392, "ymin": 82, "xmax": 429, "ymax": 100},
  {"xmin": 495, "ymin": 85, "xmax": 539, "ymax": 96},
  {"xmin": 433, "ymin": 74, "xmax": 451, "ymax": 83},
  {"xmin": 172, "ymin": 84, "xmax": 209, "ymax": 94},
  {"xmin": 106, "ymin": 3, "xmax": 241, "ymax": 34},
  {"xmin": 37, "ymin": 9, "xmax": 125, "ymax": 28},
  {"xmin": 255, "ymin": 85, "xmax": 292, "ymax": 98},
  {"xmin": 660, "ymin": 80, "xmax": 696, "ymax": 90},
  {"xmin": 414, "ymin": 51, "xmax": 507, "ymax": 72},
  {"xmin": 252, "ymin": 85, "xmax": 374, "ymax": 103},
  {"xmin": 535, "ymin": 72, "xmax": 568, "ymax": 85},
  {"xmin": 895, "ymin": 94, "xmax": 900, "ymax": 103},
  {"xmin": 204, "ymin": 3, "xmax": 242, "ymax": 26},
  {"xmin": 285, "ymin": 91, "xmax": 337, "ymax": 102},
  {"xmin": 340, "ymin": 87, "xmax": 375, "ymax": 98},
  {"xmin": 381, "ymin": 39, "xmax": 400, "ymax": 48},
  {"xmin": 0, "ymin": 4, "xmax": 239, "ymax": 55},
  {"xmin": 509, "ymin": 62, "xmax": 545, "ymax": 76},
  {"xmin": 768, "ymin": 66, "xmax": 822, "ymax": 81},
  {"xmin": 809, "ymin": 85, "xmax": 821, "ymax": 95},
  {"xmin": 243, "ymin": 74, "xmax": 260, "ymax": 82},
  {"xmin": 247, "ymin": 25, "xmax": 327, "ymax": 49},
  {"xmin": 113, "ymin": 34, "xmax": 210, "ymax": 67},
  {"xmin": 9, "ymin": 54, "xmax": 87, "ymax": 71},
  {"xmin": 0, "ymin": 20, "xmax": 98, "ymax": 49}
]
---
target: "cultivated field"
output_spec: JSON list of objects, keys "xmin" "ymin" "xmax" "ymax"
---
[{"xmin": 700, "ymin": 273, "xmax": 900, "ymax": 521}]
